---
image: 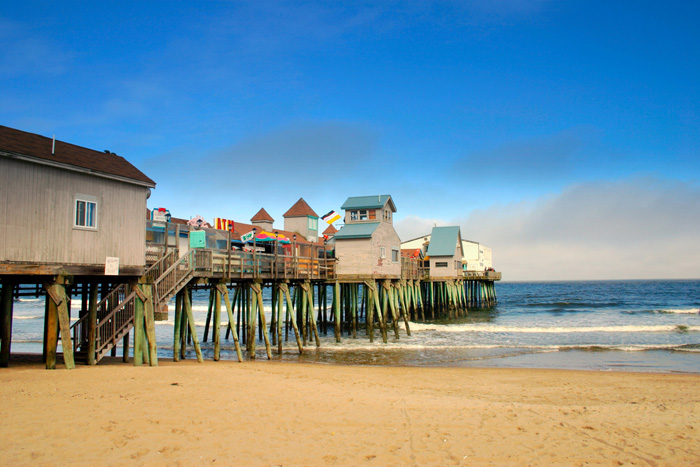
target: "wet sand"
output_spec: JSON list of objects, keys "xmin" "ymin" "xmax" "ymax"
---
[{"xmin": 1, "ymin": 359, "xmax": 698, "ymax": 466}]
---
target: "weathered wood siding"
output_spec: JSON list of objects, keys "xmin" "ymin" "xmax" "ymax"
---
[
  {"xmin": 335, "ymin": 238, "xmax": 374, "ymax": 276},
  {"xmin": 0, "ymin": 157, "xmax": 147, "ymax": 267},
  {"xmin": 429, "ymin": 242, "xmax": 462, "ymax": 278},
  {"xmin": 284, "ymin": 216, "xmax": 317, "ymax": 242},
  {"xmin": 335, "ymin": 223, "xmax": 401, "ymax": 277},
  {"xmin": 372, "ymin": 223, "xmax": 401, "ymax": 276},
  {"xmin": 428, "ymin": 257, "xmax": 460, "ymax": 278}
]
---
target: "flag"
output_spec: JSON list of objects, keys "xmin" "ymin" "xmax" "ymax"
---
[{"xmin": 321, "ymin": 210, "xmax": 341, "ymax": 224}]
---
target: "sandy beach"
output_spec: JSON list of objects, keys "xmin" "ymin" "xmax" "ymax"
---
[{"xmin": 1, "ymin": 359, "xmax": 698, "ymax": 466}]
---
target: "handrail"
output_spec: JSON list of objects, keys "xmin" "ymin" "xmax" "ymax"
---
[
  {"xmin": 94, "ymin": 291, "xmax": 136, "ymax": 358},
  {"xmin": 145, "ymin": 249, "xmax": 177, "ymax": 282},
  {"xmin": 70, "ymin": 283, "xmax": 136, "ymax": 360},
  {"xmin": 152, "ymin": 250, "xmax": 195, "ymax": 311}
]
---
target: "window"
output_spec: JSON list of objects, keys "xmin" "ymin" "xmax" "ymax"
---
[
  {"xmin": 308, "ymin": 216, "xmax": 318, "ymax": 231},
  {"xmin": 380, "ymin": 247, "xmax": 386, "ymax": 258},
  {"xmin": 435, "ymin": 262, "xmax": 448, "ymax": 268},
  {"xmin": 391, "ymin": 248, "xmax": 399, "ymax": 263},
  {"xmin": 74, "ymin": 195, "xmax": 97, "ymax": 230},
  {"xmin": 383, "ymin": 210, "xmax": 391, "ymax": 222},
  {"xmin": 350, "ymin": 211, "xmax": 358, "ymax": 221},
  {"xmin": 369, "ymin": 210, "xmax": 376, "ymax": 220},
  {"xmin": 359, "ymin": 209, "xmax": 368, "ymax": 221}
]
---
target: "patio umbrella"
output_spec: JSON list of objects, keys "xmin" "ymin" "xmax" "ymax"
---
[{"xmin": 254, "ymin": 231, "xmax": 291, "ymax": 244}]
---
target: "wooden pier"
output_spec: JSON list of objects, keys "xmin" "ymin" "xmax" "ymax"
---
[{"xmin": 0, "ymin": 226, "xmax": 501, "ymax": 369}]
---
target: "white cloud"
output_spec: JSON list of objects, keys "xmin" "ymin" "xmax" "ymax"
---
[{"xmin": 399, "ymin": 177, "xmax": 700, "ymax": 281}]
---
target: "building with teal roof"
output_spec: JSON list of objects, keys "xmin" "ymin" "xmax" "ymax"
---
[
  {"xmin": 334, "ymin": 194, "xmax": 401, "ymax": 278},
  {"xmin": 425, "ymin": 226, "xmax": 464, "ymax": 278}
]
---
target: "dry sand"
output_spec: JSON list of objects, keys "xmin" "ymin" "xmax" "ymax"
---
[{"xmin": 1, "ymin": 358, "xmax": 698, "ymax": 466}]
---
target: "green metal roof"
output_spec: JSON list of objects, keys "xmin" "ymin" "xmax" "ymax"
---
[
  {"xmin": 426, "ymin": 226, "xmax": 461, "ymax": 257},
  {"xmin": 341, "ymin": 195, "xmax": 396, "ymax": 212},
  {"xmin": 334, "ymin": 222, "xmax": 381, "ymax": 239}
]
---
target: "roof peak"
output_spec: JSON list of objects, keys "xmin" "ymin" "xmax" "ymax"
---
[
  {"xmin": 251, "ymin": 207, "xmax": 274, "ymax": 222},
  {"xmin": 341, "ymin": 194, "xmax": 396, "ymax": 212},
  {"xmin": 283, "ymin": 197, "xmax": 319, "ymax": 217}
]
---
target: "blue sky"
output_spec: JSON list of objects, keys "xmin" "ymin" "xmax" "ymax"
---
[{"xmin": 2, "ymin": 1, "xmax": 699, "ymax": 280}]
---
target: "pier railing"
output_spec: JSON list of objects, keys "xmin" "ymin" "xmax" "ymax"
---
[
  {"xmin": 464, "ymin": 270, "xmax": 502, "ymax": 281},
  {"xmin": 145, "ymin": 220, "xmax": 336, "ymax": 280},
  {"xmin": 70, "ymin": 283, "xmax": 136, "ymax": 362}
]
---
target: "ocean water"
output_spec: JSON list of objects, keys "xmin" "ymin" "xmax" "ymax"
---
[{"xmin": 9, "ymin": 280, "xmax": 700, "ymax": 373}]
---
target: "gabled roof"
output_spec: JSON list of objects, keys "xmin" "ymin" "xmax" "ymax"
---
[
  {"xmin": 341, "ymin": 195, "xmax": 396, "ymax": 212},
  {"xmin": 334, "ymin": 222, "xmax": 381, "ymax": 239},
  {"xmin": 426, "ymin": 226, "xmax": 462, "ymax": 257},
  {"xmin": 0, "ymin": 125, "xmax": 155, "ymax": 187},
  {"xmin": 323, "ymin": 224, "xmax": 338, "ymax": 235},
  {"xmin": 283, "ymin": 198, "xmax": 319, "ymax": 218},
  {"xmin": 251, "ymin": 208, "xmax": 274, "ymax": 222}
]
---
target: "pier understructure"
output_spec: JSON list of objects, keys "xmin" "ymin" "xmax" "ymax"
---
[{"xmin": 0, "ymin": 222, "xmax": 500, "ymax": 369}]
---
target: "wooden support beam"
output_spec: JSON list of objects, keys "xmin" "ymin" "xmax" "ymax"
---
[
  {"xmin": 142, "ymin": 283, "xmax": 158, "ymax": 366},
  {"xmin": 333, "ymin": 281, "xmax": 341, "ymax": 343},
  {"xmin": 216, "ymin": 283, "xmax": 243, "ymax": 362},
  {"xmin": 1, "ymin": 282, "xmax": 14, "ymax": 367},
  {"xmin": 203, "ymin": 288, "xmax": 214, "ymax": 343},
  {"xmin": 43, "ymin": 280, "xmax": 75, "ymax": 369},
  {"xmin": 133, "ymin": 283, "xmax": 145, "ymax": 366},
  {"xmin": 306, "ymin": 283, "xmax": 320, "ymax": 347},
  {"xmin": 396, "ymin": 282, "xmax": 411, "ymax": 336},
  {"xmin": 251, "ymin": 282, "xmax": 272, "ymax": 359},
  {"xmin": 377, "ymin": 282, "xmax": 388, "ymax": 343},
  {"xmin": 364, "ymin": 281, "xmax": 375, "ymax": 342},
  {"xmin": 173, "ymin": 291, "xmax": 182, "ymax": 362},
  {"xmin": 280, "ymin": 283, "xmax": 303, "ymax": 354},
  {"xmin": 87, "ymin": 283, "xmax": 98, "ymax": 365},
  {"xmin": 183, "ymin": 286, "xmax": 203, "ymax": 363},
  {"xmin": 213, "ymin": 285, "xmax": 222, "ymax": 361}
]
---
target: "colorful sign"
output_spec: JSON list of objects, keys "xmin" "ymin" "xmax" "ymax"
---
[
  {"xmin": 187, "ymin": 215, "xmax": 210, "ymax": 228},
  {"xmin": 240, "ymin": 231, "xmax": 255, "ymax": 243},
  {"xmin": 214, "ymin": 217, "xmax": 234, "ymax": 231},
  {"xmin": 151, "ymin": 207, "xmax": 170, "ymax": 222}
]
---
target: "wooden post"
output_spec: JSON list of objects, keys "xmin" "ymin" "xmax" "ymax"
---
[
  {"xmin": 248, "ymin": 283, "xmax": 256, "ymax": 357},
  {"xmin": 173, "ymin": 291, "xmax": 183, "ymax": 361},
  {"xmin": 351, "ymin": 284, "xmax": 358, "ymax": 339},
  {"xmin": 183, "ymin": 285, "xmax": 203, "ymax": 363},
  {"xmin": 44, "ymin": 291, "xmax": 58, "ymax": 369},
  {"xmin": 179, "ymin": 293, "xmax": 188, "ymax": 360},
  {"xmin": 252, "ymin": 282, "xmax": 272, "ymax": 359},
  {"xmin": 397, "ymin": 282, "xmax": 411, "ymax": 336},
  {"xmin": 305, "ymin": 283, "xmax": 320, "ymax": 347},
  {"xmin": 44, "ymin": 278, "xmax": 75, "ymax": 369},
  {"xmin": 203, "ymin": 288, "xmax": 214, "ymax": 342},
  {"xmin": 87, "ymin": 283, "xmax": 98, "ymax": 365},
  {"xmin": 280, "ymin": 283, "xmax": 302, "ymax": 353},
  {"xmin": 142, "ymin": 283, "xmax": 158, "ymax": 366},
  {"xmin": 333, "ymin": 281, "xmax": 341, "ymax": 343},
  {"xmin": 133, "ymin": 283, "xmax": 145, "ymax": 366},
  {"xmin": 0, "ymin": 281, "xmax": 14, "ymax": 367},
  {"xmin": 217, "ymin": 283, "xmax": 243, "ymax": 362},
  {"xmin": 276, "ymin": 283, "xmax": 283, "ymax": 354},
  {"xmin": 300, "ymin": 282, "xmax": 308, "ymax": 346},
  {"xmin": 213, "ymin": 283, "xmax": 222, "ymax": 361},
  {"xmin": 365, "ymin": 282, "xmax": 375, "ymax": 342}
]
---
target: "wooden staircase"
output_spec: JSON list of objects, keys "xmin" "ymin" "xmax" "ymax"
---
[
  {"xmin": 71, "ymin": 250, "xmax": 196, "ymax": 364},
  {"xmin": 71, "ymin": 283, "xmax": 136, "ymax": 363}
]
